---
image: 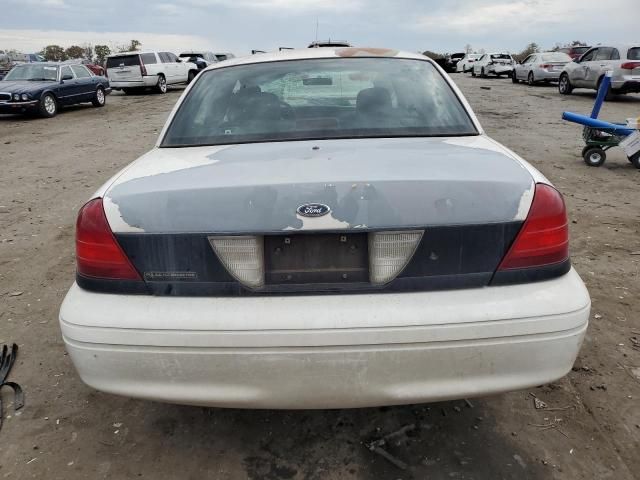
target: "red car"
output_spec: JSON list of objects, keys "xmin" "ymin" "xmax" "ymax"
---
[
  {"xmin": 558, "ymin": 46, "xmax": 591, "ymax": 60},
  {"xmin": 85, "ymin": 63, "xmax": 105, "ymax": 76}
]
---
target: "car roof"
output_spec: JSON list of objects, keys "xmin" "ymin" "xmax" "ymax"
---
[
  {"xmin": 107, "ymin": 51, "xmax": 160, "ymax": 57},
  {"xmin": 202, "ymin": 47, "xmax": 430, "ymax": 72},
  {"xmin": 587, "ymin": 44, "xmax": 639, "ymax": 51},
  {"xmin": 13, "ymin": 62, "xmax": 61, "ymax": 67}
]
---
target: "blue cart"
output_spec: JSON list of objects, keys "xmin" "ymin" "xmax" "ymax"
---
[{"xmin": 562, "ymin": 73, "xmax": 639, "ymax": 168}]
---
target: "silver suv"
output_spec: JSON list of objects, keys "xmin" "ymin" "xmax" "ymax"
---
[{"xmin": 558, "ymin": 44, "xmax": 640, "ymax": 98}]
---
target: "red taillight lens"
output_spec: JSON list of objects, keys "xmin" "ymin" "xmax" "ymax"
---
[
  {"xmin": 621, "ymin": 62, "xmax": 640, "ymax": 70},
  {"xmin": 139, "ymin": 55, "xmax": 147, "ymax": 76},
  {"xmin": 76, "ymin": 198, "xmax": 142, "ymax": 280},
  {"xmin": 540, "ymin": 64, "xmax": 552, "ymax": 69},
  {"xmin": 498, "ymin": 184, "xmax": 569, "ymax": 270}
]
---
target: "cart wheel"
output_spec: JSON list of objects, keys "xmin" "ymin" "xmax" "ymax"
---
[
  {"xmin": 583, "ymin": 147, "xmax": 606, "ymax": 167},
  {"xmin": 630, "ymin": 152, "xmax": 640, "ymax": 169},
  {"xmin": 581, "ymin": 146, "xmax": 592, "ymax": 158}
]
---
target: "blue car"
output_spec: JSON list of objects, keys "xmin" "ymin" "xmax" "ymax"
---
[{"xmin": 0, "ymin": 62, "xmax": 111, "ymax": 117}]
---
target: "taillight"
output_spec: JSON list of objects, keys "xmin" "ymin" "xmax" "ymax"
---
[
  {"xmin": 621, "ymin": 62, "xmax": 640, "ymax": 70},
  {"xmin": 139, "ymin": 55, "xmax": 147, "ymax": 76},
  {"xmin": 540, "ymin": 64, "xmax": 552, "ymax": 69},
  {"xmin": 76, "ymin": 198, "xmax": 142, "ymax": 280},
  {"xmin": 498, "ymin": 184, "xmax": 569, "ymax": 270}
]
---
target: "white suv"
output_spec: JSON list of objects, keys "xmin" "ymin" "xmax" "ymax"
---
[{"xmin": 106, "ymin": 51, "xmax": 198, "ymax": 94}]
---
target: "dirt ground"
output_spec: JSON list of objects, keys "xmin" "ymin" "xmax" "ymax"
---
[{"xmin": 0, "ymin": 75, "xmax": 639, "ymax": 480}]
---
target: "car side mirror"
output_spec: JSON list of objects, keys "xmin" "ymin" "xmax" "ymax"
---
[{"xmin": 61, "ymin": 74, "xmax": 73, "ymax": 82}]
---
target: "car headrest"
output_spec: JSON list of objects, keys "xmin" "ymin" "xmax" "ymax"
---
[{"xmin": 356, "ymin": 87, "xmax": 392, "ymax": 114}]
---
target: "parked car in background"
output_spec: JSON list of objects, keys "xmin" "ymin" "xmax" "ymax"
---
[
  {"xmin": 512, "ymin": 52, "xmax": 572, "ymax": 85},
  {"xmin": 85, "ymin": 63, "xmax": 105, "ymax": 76},
  {"xmin": 214, "ymin": 52, "xmax": 236, "ymax": 62},
  {"xmin": 558, "ymin": 44, "xmax": 640, "ymax": 98},
  {"xmin": 308, "ymin": 40, "xmax": 351, "ymax": 48},
  {"xmin": 558, "ymin": 46, "xmax": 591, "ymax": 60},
  {"xmin": 0, "ymin": 52, "xmax": 44, "ymax": 80},
  {"xmin": 106, "ymin": 51, "xmax": 198, "ymax": 94},
  {"xmin": 472, "ymin": 53, "xmax": 515, "ymax": 77},
  {"xmin": 456, "ymin": 53, "xmax": 482, "ymax": 73},
  {"xmin": 60, "ymin": 47, "xmax": 590, "ymax": 409},
  {"xmin": 62, "ymin": 58, "xmax": 105, "ymax": 76},
  {"xmin": 179, "ymin": 51, "xmax": 218, "ymax": 70},
  {"xmin": 0, "ymin": 63, "xmax": 109, "ymax": 117},
  {"xmin": 443, "ymin": 52, "xmax": 466, "ymax": 72}
]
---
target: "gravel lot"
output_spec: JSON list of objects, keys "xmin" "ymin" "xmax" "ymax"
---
[{"xmin": 0, "ymin": 75, "xmax": 639, "ymax": 480}]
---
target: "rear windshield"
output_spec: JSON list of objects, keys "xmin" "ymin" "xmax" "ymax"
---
[
  {"xmin": 541, "ymin": 53, "xmax": 571, "ymax": 62},
  {"xmin": 106, "ymin": 55, "xmax": 140, "ymax": 69},
  {"xmin": 490, "ymin": 54, "xmax": 511, "ymax": 60},
  {"xmin": 180, "ymin": 53, "xmax": 203, "ymax": 58},
  {"xmin": 628, "ymin": 48, "xmax": 640, "ymax": 60},
  {"xmin": 161, "ymin": 58, "xmax": 477, "ymax": 147},
  {"xmin": 573, "ymin": 47, "xmax": 590, "ymax": 54}
]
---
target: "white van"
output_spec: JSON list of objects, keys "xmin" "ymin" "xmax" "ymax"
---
[{"xmin": 106, "ymin": 51, "xmax": 198, "ymax": 94}]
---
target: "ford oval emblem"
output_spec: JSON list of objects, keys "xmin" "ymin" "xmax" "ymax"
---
[{"xmin": 297, "ymin": 203, "xmax": 331, "ymax": 218}]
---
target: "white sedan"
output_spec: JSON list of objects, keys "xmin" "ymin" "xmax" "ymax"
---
[
  {"xmin": 456, "ymin": 53, "xmax": 482, "ymax": 73},
  {"xmin": 60, "ymin": 47, "xmax": 590, "ymax": 409},
  {"xmin": 472, "ymin": 53, "xmax": 515, "ymax": 77}
]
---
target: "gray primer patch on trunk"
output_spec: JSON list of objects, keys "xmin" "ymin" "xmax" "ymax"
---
[{"xmin": 104, "ymin": 137, "xmax": 534, "ymax": 234}]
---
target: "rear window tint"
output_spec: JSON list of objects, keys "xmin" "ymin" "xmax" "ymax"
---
[
  {"xmin": 141, "ymin": 53, "xmax": 157, "ymax": 64},
  {"xmin": 628, "ymin": 48, "xmax": 640, "ymax": 60},
  {"xmin": 573, "ymin": 47, "xmax": 590, "ymax": 54},
  {"xmin": 491, "ymin": 54, "xmax": 511, "ymax": 60},
  {"xmin": 107, "ymin": 55, "xmax": 139, "ymax": 68}
]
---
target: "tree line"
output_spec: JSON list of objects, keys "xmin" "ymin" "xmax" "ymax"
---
[{"xmin": 38, "ymin": 40, "xmax": 142, "ymax": 64}]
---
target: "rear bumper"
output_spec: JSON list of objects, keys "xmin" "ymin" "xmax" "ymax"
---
[
  {"xmin": 60, "ymin": 269, "xmax": 590, "ymax": 409},
  {"xmin": 489, "ymin": 65, "xmax": 513, "ymax": 75},
  {"xmin": 536, "ymin": 70, "xmax": 562, "ymax": 81},
  {"xmin": 612, "ymin": 79, "xmax": 640, "ymax": 94},
  {"xmin": 109, "ymin": 76, "xmax": 158, "ymax": 89}
]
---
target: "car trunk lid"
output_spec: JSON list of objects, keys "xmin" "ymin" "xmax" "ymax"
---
[
  {"xmin": 93, "ymin": 136, "xmax": 539, "ymax": 295},
  {"xmin": 103, "ymin": 136, "xmax": 534, "ymax": 234}
]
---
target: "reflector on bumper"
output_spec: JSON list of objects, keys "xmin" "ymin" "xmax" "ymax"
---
[
  {"xmin": 368, "ymin": 231, "xmax": 423, "ymax": 285},
  {"xmin": 209, "ymin": 236, "xmax": 264, "ymax": 288}
]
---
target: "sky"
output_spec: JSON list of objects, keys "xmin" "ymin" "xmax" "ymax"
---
[{"xmin": 0, "ymin": 0, "xmax": 638, "ymax": 56}]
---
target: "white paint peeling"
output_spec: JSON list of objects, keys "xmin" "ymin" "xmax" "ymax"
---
[
  {"xmin": 103, "ymin": 196, "xmax": 145, "ymax": 233},
  {"xmin": 515, "ymin": 181, "xmax": 535, "ymax": 221},
  {"xmin": 285, "ymin": 212, "xmax": 350, "ymax": 231},
  {"xmin": 443, "ymin": 135, "xmax": 506, "ymax": 154},
  {"xmin": 114, "ymin": 145, "xmax": 230, "ymax": 184}
]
